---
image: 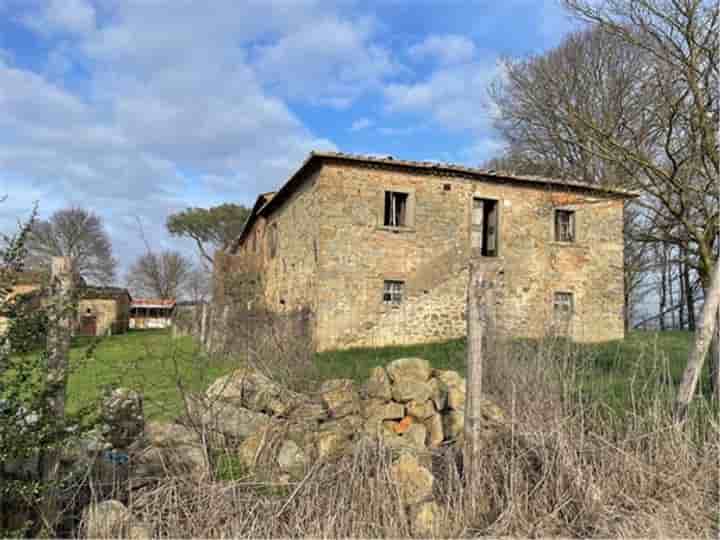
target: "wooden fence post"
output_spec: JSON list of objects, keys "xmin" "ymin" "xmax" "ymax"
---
[
  {"xmin": 464, "ymin": 261, "xmax": 500, "ymax": 483},
  {"xmin": 675, "ymin": 260, "xmax": 720, "ymax": 423},
  {"xmin": 40, "ymin": 256, "xmax": 74, "ymax": 533}
]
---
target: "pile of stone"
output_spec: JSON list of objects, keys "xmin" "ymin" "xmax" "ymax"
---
[{"xmin": 82, "ymin": 358, "xmax": 506, "ymax": 537}]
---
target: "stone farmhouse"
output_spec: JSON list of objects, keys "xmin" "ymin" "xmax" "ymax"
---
[{"xmin": 222, "ymin": 151, "xmax": 635, "ymax": 351}]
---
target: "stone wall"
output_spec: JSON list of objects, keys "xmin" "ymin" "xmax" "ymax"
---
[
  {"xmin": 78, "ymin": 299, "xmax": 128, "ymax": 336},
  {"xmin": 234, "ymin": 159, "xmax": 626, "ymax": 351},
  {"xmin": 312, "ymin": 162, "xmax": 625, "ymax": 350},
  {"xmin": 237, "ymin": 171, "xmax": 322, "ymax": 331}
]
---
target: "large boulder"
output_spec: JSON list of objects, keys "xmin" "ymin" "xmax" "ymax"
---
[
  {"xmin": 362, "ymin": 399, "xmax": 405, "ymax": 421},
  {"xmin": 142, "ymin": 421, "xmax": 207, "ymax": 477},
  {"xmin": 386, "ymin": 358, "xmax": 431, "ymax": 383},
  {"xmin": 242, "ymin": 371, "xmax": 297, "ymax": 416},
  {"xmin": 363, "ymin": 367, "xmax": 392, "ymax": 400},
  {"xmin": 99, "ymin": 388, "xmax": 144, "ymax": 449},
  {"xmin": 406, "ymin": 399, "xmax": 435, "ymax": 420},
  {"xmin": 319, "ymin": 379, "xmax": 359, "ymax": 418},
  {"xmin": 277, "ymin": 440, "xmax": 307, "ymax": 477},
  {"xmin": 391, "ymin": 379, "xmax": 433, "ymax": 403},
  {"xmin": 390, "ymin": 452, "xmax": 434, "ymax": 506},
  {"xmin": 203, "ymin": 403, "xmax": 271, "ymax": 441},
  {"xmin": 81, "ymin": 500, "xmax": 130, "ymax": 538},
  {"xmin": 205, "ymin": 368, "xmax": 247, "ymax": 405}
]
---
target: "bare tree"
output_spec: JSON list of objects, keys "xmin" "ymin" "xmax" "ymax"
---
[
  {"xmin": 27, "ymin": 207, "xmax": 117, "ymax": 284},
  {"xmin": 127, "ymin": 250, "xmax": 192, "ymax": 299}
]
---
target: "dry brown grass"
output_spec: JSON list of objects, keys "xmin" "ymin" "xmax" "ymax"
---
[{"xmin": 76, "ymin": 336, "xmax": 718, "ymax": 538}]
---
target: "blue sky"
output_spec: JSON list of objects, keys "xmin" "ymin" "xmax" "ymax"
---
[{"xmin": 0, "ymin": 0, "xmax": 580, "ymax": 277}]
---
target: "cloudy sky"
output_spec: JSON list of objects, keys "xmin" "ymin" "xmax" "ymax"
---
[{"xmin": 0, "ymin": 0, "xmax": 580, "ymax": 278}]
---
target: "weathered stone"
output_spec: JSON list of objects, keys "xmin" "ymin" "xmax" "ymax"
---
[
  {"xmin": 205, "ymin": 368, "xmax": 247, "ymax": 404},
  {"xmin": 288, "ymin": 400, "xmax": 327, "ymax": 421},
  {"xmin": 237, "ymin": 433, "xmax": 265, "ymax": 469},
  {"xmin": 144, "ymin": 421, "xmax": 207, "ymax": 477},
  {"xmin": 277, "ymin": 440, "xmax": 306, "ymax": 476},
  {"xmin": 446, "ymin": 385, "xmax": 466, "ymax": 411},
  {"xmin": 391, "ymin": 379, "xmax": 432, "ymax": 403},
  {"xmin": 362, "ymin": 399, "xmax": 405, "ymax": 421},
  {"xmin": 319, "ymin": 379, "xmax": 359, "ymax": 418},
  {"xmin": 386, "ymin": 357, "xmax": 431, "ymax": 382},
  {"xmin": 390, "ymin": 452, "xmax": 434, "ymax": 505},
  {"xmin": 428, "ymin": 377, "xmax": 448, "ymax": 411},
  {"xmin": 406, "ymin": 399, "xmax": 435, "ymax": 420},
  {"xmin": 82, "ymin": 500, "xmax": 130, "ymax": 538},
  {"xmin": 424, "ymin": 413, "xmax": 444, "ymax": 447},
  {"xmin": 404, "ymin": 422, "xmax": 427, "ymax": 449},
  {"xmin": 227, "ymin": 154, "xmax": 627, "ymax": 352},
  {"xmin": 410, "ymin": 501, "xmax": 442, "ymax": 537},
  {"xmin": 99, "ymin": 387, "xmax": 144, "ymax": 449},
  {"xmin": 442, "ymin": 410, "xmax": 464, "ymax": 440},
  {"xmin": 315, "ymin": 430, "xmax": 350, "ymax": 460},
  {"xmin": 242, "ymin": 372, "xmax": 295, "ymax": 416},
  {"xmin": 364, "ymin": 366, "xmax": 392, "ymax": 400},
  {"xmin": 210, "ymin": 405, "xmax": 270, "ymax": 440},
  {"xmin": 434, "ymin": 369, "xmax": 464, "ymax": 389}
]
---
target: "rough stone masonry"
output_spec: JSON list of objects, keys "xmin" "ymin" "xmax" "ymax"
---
[{"xmin": 220, "ymin": 151, "xmax": 635, "ymax": 351}]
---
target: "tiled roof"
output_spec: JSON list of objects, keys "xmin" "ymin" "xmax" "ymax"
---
[
  {"xmin": 131, "ymin": 298, "xmax": 176, "ymax": 308},
  {"xmin": 311, "ymin": 151, "xmax": 639, "ymax": 197},
  {"xmin": 231, "ymin": 150, "xmax": 639, "ymax": 250},
  {"xmin": 80, "ymin": 286, "xmax": 131, "ymax": 301}
]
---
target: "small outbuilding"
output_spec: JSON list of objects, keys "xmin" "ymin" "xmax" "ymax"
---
[
  {"xmin": 129, "ymin": 298, "xmax": 176, "ymax": 329},
  {"xmin": 77, "ymin": 287, "xmax": 132, "ymax": 337}
]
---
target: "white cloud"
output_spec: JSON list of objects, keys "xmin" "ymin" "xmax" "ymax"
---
[
  {"xmin": 350, "ymin": 118, "xmax": 373, "ymax": 131},
  {"xmin": 384, "ymin": 59, "xmax": 501, "ymax": 133},
  {"xmin": 251, "ymin": 15, "xmax": 396, "ymax": 106},
  {"xmin": 0, "ymin": 1, "xmax": 351, "ymax": 275},
  {"xmin": 409, "ymin": 34, "xmax": 476, "ymax": 65},
  {"xmin": 21, "ymin": 0, "xmax": 96, "ymax": 35}
]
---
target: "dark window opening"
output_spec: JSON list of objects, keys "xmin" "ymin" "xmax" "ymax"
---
[
  {"xmin": 472, "ymin": 198, "xmax": 499, "ymax": 257},
  {"xmin": 384, "ymin": 191, "xmax": 409, "ymax": 227},
  {"xmin": 555, "ymin": 210, "xmax": 576, "ymax": 242},
  {"xmin": 553, "ymin": 292, "xmax": 574, "ymax": 320},
  {"xmin": 383, "ymin": 280, "xmax": 404, "ymax": 305},
  {"xmin": 268, "ymin": 223, "xmax": 278, "ymax": 258}
]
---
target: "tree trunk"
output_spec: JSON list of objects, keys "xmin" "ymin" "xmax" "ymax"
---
[
  {"xmin": 464, "ymin": 260, "xmax": 500, "ymax": 485},
  {"xmin": 685, "ymin": 266, "xmax": 696, "ymax": 331},
  {"xmin": 710, "ymin": 309, "xmax": 719, "ymax": 402},
  {"xmin": 674, "ymin": 261, "xmax": 720, "ymax": 423},
  {"xmin": 40, "ymin": 257, "xmax": 74, "ymax": 534},
  {"xmin": 659, "ymin": 247, "xmax": 667, "ymax": 331}
]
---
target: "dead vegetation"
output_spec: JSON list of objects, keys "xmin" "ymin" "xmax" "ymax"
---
[{"xmin": 80, "ymin": 334, "xmax": 719, "ymax": 539}]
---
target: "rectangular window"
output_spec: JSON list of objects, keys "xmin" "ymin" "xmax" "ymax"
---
[
  {"xmin": 383, "ymin": 280, "xmax": 404, "ymax": 305},
  {"xmin": 384, "ymin": 191, "xmax": 409, "ymax": 227},
  {"xmin": 555, "ymin": 210, "xmax": 576, "ymax": 242},
  {"xmin": 472, "ymin": 198, "xmax": 499, "ymax": 257},
  {"xmin": 553, "ymin": 292, "xmax": 574, "ymax": 319},
  {"xmin": 268, "ymin": 223, "xmax": 278, "ymax": 258}
]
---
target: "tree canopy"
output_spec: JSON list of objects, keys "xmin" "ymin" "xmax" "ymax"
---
[
  {"xmin": 166, "ymin": 204, "xmax": 251, "ymax": 266},
  {"xmin": 26, "ymin": 207, "xmax": 117, "ymax": 285}
]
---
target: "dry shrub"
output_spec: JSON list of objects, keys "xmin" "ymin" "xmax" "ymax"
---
[
  {"xmin": 127, "ymin": 442, "xmax": 412, "ymax": 538},
  {"xmin": 118, "ymin": 328, "xmax": 718, "ymax": 538}
]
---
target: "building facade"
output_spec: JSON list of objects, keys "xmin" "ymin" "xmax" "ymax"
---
[
  {"xmin": 77, "ymin": 287, "xmax": 132, "ymax": 336},
  {"xmin": 224, "ymin": 152, "xmax": 633, "ymax": 351}
]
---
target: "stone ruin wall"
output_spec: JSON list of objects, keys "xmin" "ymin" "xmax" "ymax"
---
[{"xmin": 220, "ymin": 160, "xmax": 626, "ymax": 352}]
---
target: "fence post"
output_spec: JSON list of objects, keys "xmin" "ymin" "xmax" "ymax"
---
[
  {"xmin": 464, "ymin": 261, "xmax": 499, "ymax": 486},
  {"xmin": 40, "ymin": 256, "xmax": 74, "ymax": 533}
]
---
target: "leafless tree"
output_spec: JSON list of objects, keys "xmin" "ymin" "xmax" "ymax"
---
[
  {"xmin": 27, "ymin": 207, "xmax": 117, "ymax": 284},
  {"xmin": 127, "ymin": 250, "xmax": 192, "ymax": 299}
]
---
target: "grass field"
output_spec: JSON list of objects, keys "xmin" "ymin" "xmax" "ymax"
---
[
  {"xmin": 60, "ymin": 328, "xmax": 700, "ymax": 421},
  {"xmin": 65, "ymin": 330, "xmax": 235, "ymax": 420}
]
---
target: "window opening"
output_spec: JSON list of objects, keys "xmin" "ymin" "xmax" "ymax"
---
[
  {"xmin": 384, "ymin": 191, "xmax": 409, "ymax": 227},
  {"xmin": 383, "ymin": 280, "xmax": 404, "ymax": 305},
  {"xmin": 555, "ymin": 210, "xmax": 576, "ymax": 242}
]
